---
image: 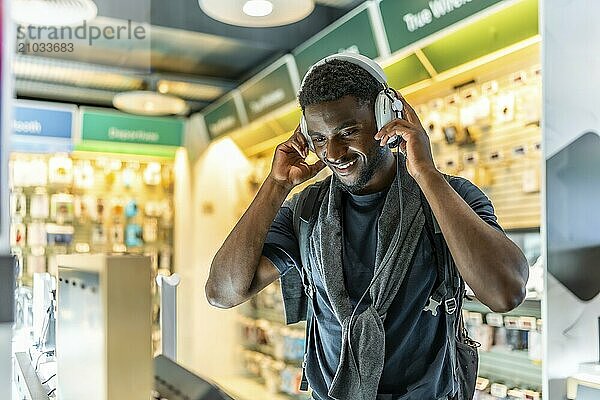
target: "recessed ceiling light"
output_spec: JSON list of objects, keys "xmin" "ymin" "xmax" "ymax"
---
[
  {"xmin": 199, "ymin": 0, "xmax": 314, "ymax": 27},
  {"xmin": 242, "ymin": 0, "xmax": 273, "ymax": 17},
  {"xmin": 113, "ymin": 91, "xmax": 188, "ymax": 116}
]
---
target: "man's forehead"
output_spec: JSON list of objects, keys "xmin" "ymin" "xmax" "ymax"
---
[{"xmin": 304, "ymin": 96, "xmax": 373, "ymax": 125}]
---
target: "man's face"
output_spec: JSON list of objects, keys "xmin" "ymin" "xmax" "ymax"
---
[{"xmin": 304, "ymin": 95, "xmax": 389, "ymax": 194}]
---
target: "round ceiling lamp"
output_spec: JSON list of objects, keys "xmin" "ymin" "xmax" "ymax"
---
[
  {"xmin": 199, "ymin": 0, "xmax": 314, "ymax": 27},
  {"xmin": 113, "ymin": 91, "xmax": 189, "ymax": 116},
  {"xmin": 12, "ymin": 0, "xmax": 98, "ymax": 26}
]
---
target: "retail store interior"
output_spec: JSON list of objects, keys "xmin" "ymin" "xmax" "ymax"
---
[{"xmin": 1, "ymin": 0, "xmax": 599, "ymax": 399}]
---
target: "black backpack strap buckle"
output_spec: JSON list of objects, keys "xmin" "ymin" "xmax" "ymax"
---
[{"xmin": 445, "ymin": 298, "xmax": 458, "ymax": 315}]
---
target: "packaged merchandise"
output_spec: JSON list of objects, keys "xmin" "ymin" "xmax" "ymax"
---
[
  {"xmin": 261, "ymin": 358, "xmax": 284, "ymax": 394},
  {"xmin": 10, "ymin": 223, "xmax": 27, "ymax": 247},
  {"xmin": 505, "ymin": 329, "xmax": 528, "ymax": 351},
  {"xmin": 490, "ymin": 383, "xmax": 508, "ymax": 398},
  {"xmin": 280, "ymin": 366, "xmax": 308, "ymax": 396},
  {"xmin": 46, "ymin": 224, "xmax": 74, "ymax": 246},
  {"xmin": 125, "ymin": 199, "xmax": 139, "ymax": 218},
  {"xmin": 27, "ymin": 222, "xmax": 47, "ymax": 247},
  {"xmin": 30, "ymin": 188, "xmax": 50, "ymax": 219},
  {"xmin": 143, "ymin": 218, "xmax": 158, "ymax": 243},
  {"xmin": 122, "ymin": 167, "xmax": 137, "ymax": 188},
  {"xmin": 159, "ymin": 246, "xmax": 172, "ymax": 271},
  {"xmin": 125, "ymin": 224, "xmax": 143, "ymax": 247},
  {"xmin": 74, "ymin": 195, "xmax": 97, "ymax": 221},
  {"xmin": 280, "ymin": 327, "xmax": 305, "ymax": 362},
  {"xmin": 507, "ymin": 388, "xmax": 526, "ymax": 399},
  {"xmin": 26, "ymin": 255, "xmax": 46, "ymax": 275},
  {"xmin": 48, "ymin": 155, "xmax": 73, "ymax": 184},
  {"xmin": 11, "ymin": 158, "xmax": 48, "ymax": 187},
  {"xmin": 50, "ymin": 193, "xmax": 74, "ymax": 223},
  {"xmin": 423, "ymin": 99, "xmax": 445, "ymax": 144},
  {"xmin": 111, "ymin": 223, "xmax": 125, "ymax": 244},
  {"xmin": 522, "ymin": 168, "xmax": 540, "ymax": 194},
  {"xmin": 91, "ymin": 224, "xmax": 107, "ymax": 245},
  {"xmin": 111, "ymin": 199, "xmax": 124, "ymax": 218},
  {"xmin": 527, "ymin": 330, "xmax": 542, "ymax": 362},
  {"xmin": 493, "ymin": 92, "xmax": 516, "ymax": 124},
  {"xmin": 486, "ymin": 313, "xmax": 504, "ymax": 327},
  {"xmin": 73, "ymin": 160, "xmax": 95, "ymax": 189},
  {"xmin": 96, "ymin": 198, "xmax": 106, "ymax": 221},
  {"xmin": 10, "ymin": 190, "xmax": 27, "ymax": 218},
  {"xmin": 143, "ymin": 162, "xmax": 162, "ymax": 185}
]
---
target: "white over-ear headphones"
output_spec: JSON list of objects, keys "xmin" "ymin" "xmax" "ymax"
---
[{"xmin": 299, "ymin": 52, "xmax": 404, "ymax": 152}]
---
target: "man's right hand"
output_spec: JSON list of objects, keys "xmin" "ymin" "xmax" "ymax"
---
[{"xmin": 268, "ymin": 125, "xmax": 326, "ymax": 190}]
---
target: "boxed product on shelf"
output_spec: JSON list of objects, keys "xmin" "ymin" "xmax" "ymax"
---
[
  {"xmin": 261, "ymin": 358, "xmax": 285, "ymax": 394},
  {"xmin": 280, "ymin": 366, "xmax": 311, "ymax": 398},
  {"xmin": 280, "ymin": 327, "xmax": 305, "ymax": 362}
]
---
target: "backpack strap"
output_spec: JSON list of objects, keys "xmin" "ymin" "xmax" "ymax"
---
[
  {"xmin": 292, "ymin": 178, "xmax": 329, "ymax": 392},
  {"xmin": 420, "ymin": 174, "xmax": 470, "ymax": 397}
]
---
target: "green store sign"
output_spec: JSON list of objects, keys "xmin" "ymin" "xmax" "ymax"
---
[
  {"xmin": 81, "ymin": 109, "xmax": 183, "ymax": 146},
  {"xmin": 79, "ymin": 109, "xmax": 184, "ymax": 157},
  {"xmin": 293, "ymin": 7, "xmax": 380, "ymax": 78},
  {"xmin": 203, "ymin": 97, "xmax": 242, "ymax": 139},
  {"xmin": 380, "ymin": 0, "xmax": 504, "ymax": 53},
  {"xmin": 240, "ymin": 62, "xmax": 296, "ymax": 122}
]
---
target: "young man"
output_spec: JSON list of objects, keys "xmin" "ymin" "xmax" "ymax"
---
[{"xmin": 206, "ymin": 58, "xmax": 528, "ymax": 400}]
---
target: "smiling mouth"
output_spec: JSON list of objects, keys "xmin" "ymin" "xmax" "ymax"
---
[{"xmin": 331, "ymin": 158, "xmax": 358, "ymax": 175}]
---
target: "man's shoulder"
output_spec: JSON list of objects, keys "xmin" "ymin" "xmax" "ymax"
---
[{"xmin": 284, "ymin": 176, "xmax": 332, "ymax": 211}]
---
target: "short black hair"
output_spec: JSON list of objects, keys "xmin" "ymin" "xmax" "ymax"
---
[{"xmin": 298, "ymin": 59, "xmax": 384, "ymax": 112}]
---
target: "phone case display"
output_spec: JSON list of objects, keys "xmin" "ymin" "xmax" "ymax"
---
[
  {"xmin": 8, "ymin": 152, "xmax": 175, "ymax": 284},
  {"xmin": 48, "ymin": 155, "xmax": 73, "ymax": 184},
  {"xmin": 418, "ymin": 67, "xmax": 542, "ymax": 230}
]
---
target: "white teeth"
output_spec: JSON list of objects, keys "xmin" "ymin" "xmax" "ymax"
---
[{"xmin": 337, "ymin": 160, "xmax": 356, "ymax": 169}]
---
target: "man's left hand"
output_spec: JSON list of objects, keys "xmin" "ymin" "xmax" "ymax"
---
[{"xmin": 374, "ymin": 91, "xmax": 439, "ymax": 182}]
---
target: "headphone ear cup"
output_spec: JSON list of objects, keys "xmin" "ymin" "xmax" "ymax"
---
[
  {"xmin": 300, "ymin": 116, "xmax": 314, "ymax": 152},
  {"xmin": 375, "ymin": 91, "xmax": 394, "ymax": 131}
]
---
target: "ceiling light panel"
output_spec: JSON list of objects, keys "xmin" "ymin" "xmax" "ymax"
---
[
  {"xmin": 14, "ymin": 55, "xmax": 145, "ymax": 91},
  {"xmin": 199, "ymin": 0, "xmax": 314, "ymax": 27}
]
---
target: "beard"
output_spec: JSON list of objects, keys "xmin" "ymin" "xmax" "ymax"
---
[{"xmin": 338, "ymin": 145, "xmax": 390, "ymax": 194}]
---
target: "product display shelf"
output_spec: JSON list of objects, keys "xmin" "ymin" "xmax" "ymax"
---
[
  {"xmin": 464, "ymin": 297, "xmax": 542, "ymax": 392},
  {"xmin": 478, "ymin": 348, "xmax": 542, "ymax": 391},
  {"xmin": 237, "ymin": 281, "xmax": 311, "ymax": 399}
]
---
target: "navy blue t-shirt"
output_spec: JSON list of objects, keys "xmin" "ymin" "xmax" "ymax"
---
[{"xmin": 263, "ymin": 176, "xmax": 502, "ymax": 399}]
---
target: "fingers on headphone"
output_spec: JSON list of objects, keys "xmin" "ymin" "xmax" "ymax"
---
[{"xmin": 398, "ymin": 95, "xmax": 420, "ymax": 124}]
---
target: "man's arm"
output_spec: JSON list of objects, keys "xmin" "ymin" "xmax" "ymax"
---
[
  {"xmin": 375, "ymin": 92, "xmax": 528, "ymax": 312},
  {"xmin": 206, "ymin": 127, "xmax": 324, "ymax": 309},
  {"xmin": 417, "ymin": 172, "xmax": 528, "ymax": 312}
]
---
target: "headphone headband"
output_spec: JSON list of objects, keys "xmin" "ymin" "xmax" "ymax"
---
[{"xmin": 299, "ymin": 53, "xmax": 389, "ymax": 91}]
